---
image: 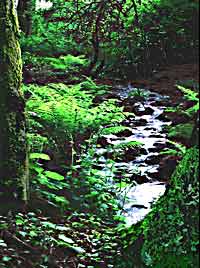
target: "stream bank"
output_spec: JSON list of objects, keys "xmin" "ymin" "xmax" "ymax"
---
[{"xmin": 93, "ymin": 63, "xmax": 199, "ymax": 226}]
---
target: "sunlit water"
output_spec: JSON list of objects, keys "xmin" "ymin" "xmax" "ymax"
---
[
  {"xmin": 122, "ymin": 182, "xmax": 166, "ymax": 225},
  {"xmin": 15, "ymin": 0, "xmax": 52, "ymax": 9},
  {"xmin": 96, "ymin": 85, "xmax": 172, "ymax": 225}
]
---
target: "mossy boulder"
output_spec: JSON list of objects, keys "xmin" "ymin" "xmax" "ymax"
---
[
  {"xmin": 142, "ymin": 147, "xmax": 199, "ymax": 267},
  {"xmin": 168, "ymin": 123, "xmax": 194, "ymax": 143}
]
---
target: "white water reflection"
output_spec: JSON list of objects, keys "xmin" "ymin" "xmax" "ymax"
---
[
  {"xmin": 36, "ymin": 0, "xmax": 52, "ymax": 10},
  {"xmin": 95, "ymin": 85, "xmax": 172, "ymax": 225},
  {"xmin": 122, "ymin": 182, "xmax": 166, "ymax": 225},
  {"xmin": 15, "ymin": 0, "xmax": 52, "ymax": 10}
]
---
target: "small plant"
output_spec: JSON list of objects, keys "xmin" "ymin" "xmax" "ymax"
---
[
  {"xmin": 113, "ymin": 140, "xmax": 143, "ymax": 150},
  {"xmin": 30, "ymin": 152, "xmax": 70, "ymax": 210},
  {"xmin": 176, "ymin": 85, "xmax": 199, "ymax": 117},
  {"xmin": 128, "ymin": 88, "xmax": 150, "ymax": 99},
  {"xmin": 160, "ymin": 140, "xmax": 186, "ymax": 157}
]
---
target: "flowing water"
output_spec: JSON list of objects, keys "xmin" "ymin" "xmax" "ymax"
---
[{"xmin": 96, "ymin": 85, "xmax": 172, "ymax": 225}]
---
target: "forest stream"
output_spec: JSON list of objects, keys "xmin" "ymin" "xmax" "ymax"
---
[
  {"xmin": 95, "ymin": 85, "xmax": 172, "ymax": 225},
  {"xmin": 0, "ymin": 0, "xmax": 199, "ymax": 266}
]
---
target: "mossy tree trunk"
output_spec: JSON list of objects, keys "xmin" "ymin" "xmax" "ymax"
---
[{"xmin": 0, "ymin": 0, "xmax": 29, "ymax": 202}]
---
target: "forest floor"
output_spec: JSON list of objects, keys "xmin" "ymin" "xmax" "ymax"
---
[
  {"xmin": 100, "ymin": 63, "xmax": 199, "ymax": 100},
  {"xmin": 129, "ymin": 63, "xmax": 199, "ymax": 101}
]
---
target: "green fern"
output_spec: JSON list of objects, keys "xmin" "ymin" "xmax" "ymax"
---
[
  {"xmin": 176, "ymin": 85, "xmax": 199, "ymax": 117},
  {"xmin": 80, "ymin": 76, "xmax": 111, "ymax": 95},
  {"xmin": 113, "ymin": 140, "xmax": 143, "ymax": 150},
  {"xmin": 176, "ymin": 85, "xmax": 199, "ymax": 102},
  {"xmin": 24, "ymin": 54, "xmax": 88, "ymax": 72},
  {"xmin": 101, "ymin": 126, "xmax": 131, "ymax": 135},
  {"xmin": 25, "ymin": 83, "xmax": 126, "ymax": 156},
  {"xmin": 160, "ymin": 140, "xmax": 186, "ymax": 157}
]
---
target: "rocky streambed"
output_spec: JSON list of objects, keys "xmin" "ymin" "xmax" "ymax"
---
[{"xmin": 95, "ymin": 84, "xmax": 176, "ymax": 225}]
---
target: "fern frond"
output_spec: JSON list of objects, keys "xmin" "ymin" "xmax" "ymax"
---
[
  {"xmin": 176, "ymin": 85, "xmax": 199, "ymax": 102},
  {"xmin": 101, "ymin": 126, "xmax": 131, "ymax": 135},
  {"xmin": 161, "ymin": 140, "xmax": 186, "ymax": 156},
  {"xmin": 113, "ymin": 140, "xmax": 143, "ymax": 150}
]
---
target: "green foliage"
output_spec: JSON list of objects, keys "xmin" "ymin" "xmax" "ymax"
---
[
  {"xmin": 0, "ymin": 211, "xmax": 126, "ymax": 267},
  {"xmin": 2, "ymin": 1, "xmax": 198, "ymax": 267},
  {"xmin": 23, "ymin": 53, "xmax": 88, "ymax": 83},
  {"xmin": 21, "ymin": 0, "xmax": 198, "ymax": 78},
  {"xmin": 128, "ymin": 88, "xmax": 150, "ymax": 99},
  {"xmin": 25, "ymin": 82, "xmax": 127, "ymax": 160},
  {"xmin": 68, "ymin": 141, "xmax": 120, "ymax": 215},
  {"xmin": 177, "ymin": 85, "xmax": 199, "ymax": 102},
  {"xmin": 30, "ymin": 152, "xmax": 50, "ymax": 161},
  {"xmin": 113, "ymin": 140, "xmax": 143, "ymax": 150},
  {"xmin": 176, "ymin": 80, "xmax": 199, "ymax": 92},
  {"xmin": 160, "ymin": 140, "xmax": 186, "ymax": 157},
  {"xmin": 101, "ymin": 126, "xmax": 131, "ymax": 135},
  {"xmin": 29, "ymin": 153, "xmax": 70, "ymax": 210},
  {"xmin": 24, "ymin": 53, "xmax": 88, "ymax": 71},
  {"xmin": 80, "ymin": 76, "xmax": 110, "ymax": 95},
  {"xmin": 168, "ymin": 123, "xmax": 194, "ymax": 141},
  {"xmin": 142, "ymin": 147, "xmax": 199, "ymax": 267},
  {"xmin": 176, "ymin": 85, "xmax": 199, "ymax": 117}
]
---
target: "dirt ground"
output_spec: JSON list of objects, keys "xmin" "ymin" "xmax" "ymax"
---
[{"xmin": 130, "ymin": 63, "xmax": 199, "ymax": 101}]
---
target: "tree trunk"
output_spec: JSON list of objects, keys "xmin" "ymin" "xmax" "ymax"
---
[
  {"xmin": 0, "ymin": 0, "xmax": 29, "ymax": 202},
  {"xmin": 88, "ymin": 2, "xmax": 105, "ymax": 74},
  {"xmin": 17, "ymin": 0, "xmax": 34, "ymax": 35}
]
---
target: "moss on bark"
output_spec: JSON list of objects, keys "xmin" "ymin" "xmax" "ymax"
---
[{"xmin": 0, "ymin": 0, "xmax": 29, "ymax": 201}]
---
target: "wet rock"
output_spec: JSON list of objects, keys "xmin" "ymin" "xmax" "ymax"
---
[
  {"xmin": 148, "ymin": 147, "xmax": 157, "ymax": 153},
  {"xmin": 149, "ymin": 134, "xmax": 165, "ymax": 138},
  {"xmin": 116, "ymin": 129, "xmax": 133, "ymax": 137},
  {"xmin": 121, "ymin": 148, "xmax": 141, "ymax": 161},
  {"xmin": 152, "ymin": 100, "xmax": 170, "ymax": 107},
  {"xmin": 153, "ymin": 142, "xmax": 166, "ymax": 150},
  {"xmin": 134, "ymin": 119, "xmax": 148, "ymax": 126},
  {"xmin": 145, "ymin": 155, "xmax": 162, "ymax": 165},
  {"xmin": 147, "ymin": 172, "xmax": 160, "ymax": 179},
  {"xmin": 166, "ymin": 112, "xmax": 188, "ymax": 124},
  {"xmin": 129, "ymin": 95, "xmax": 145, "ymax": 104},
  {"xmin": 131, "ymin": 174, "xmax": 149, "ymax": 184},
  {"xmin": 140, "ymin": 148, "xmax": 148, "ymax": 155},
  {"xmin": 145, "ymin": 107, "xmax": 155, "ymax": 115},
  {"xmin": 93, "ymin": 93, "xmax": 119, "ymax": 103},
  {"xmin": 131, "ymin": 204, "xmax": 148, "ymax": 209},
  {"xmin": 93, "ymin": 164, "xmax": 104, "ymax": 170},
  {"xmin": 97, "ymin": 136, "xmax": 110, "ymax": 147},
  {"xmin": 120, "ymin": 147, "xmax": 148, "ymax": 162},
  {"xmin": 180, "ymin": 100, "xmax": 197, "ymax": 110},
  {"xmin": 145, "ymin": 127, "xmax": 157, "ymax": 131},
  {"xmin": 124, "ymin": 105, "xmax": 134, "ymax": 112},
  {"xmin": 156, "ymin": 113, "xmax": 171, "ymax": 122},
  {"xmin": 122, "ymin": 120, "xmax": 131, "ymax": 127},
  {"xmin": 149, "ymin": 92, "xmax": 159, "ymax": 98},
  {"xmin": 122, "ymin": 151, "xmax": 139, "ymax": 161},
  {"xmin": 158, "ymin": 155, "xmax": 181, "ymax": 180},
  {"xmin": 134, "ymin": 106, "xmax": 154, "ymax": 116}
]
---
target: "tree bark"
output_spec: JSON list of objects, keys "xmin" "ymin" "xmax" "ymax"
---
[
  {"xmin": 88, "ymin": 2, "xmax": 105, "ymax": 74},
  {"xmin": 17, "ymin": 0, "xmax": 34, "ymax": 35},
  {"xmin": 0, "ymin": 0, "xmax": 29, "ymax": 202}
]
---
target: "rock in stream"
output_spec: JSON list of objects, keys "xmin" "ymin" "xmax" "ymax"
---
[{"xmin": 96, "ymin": 85, "xmax": 174, "ymax": 225}]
